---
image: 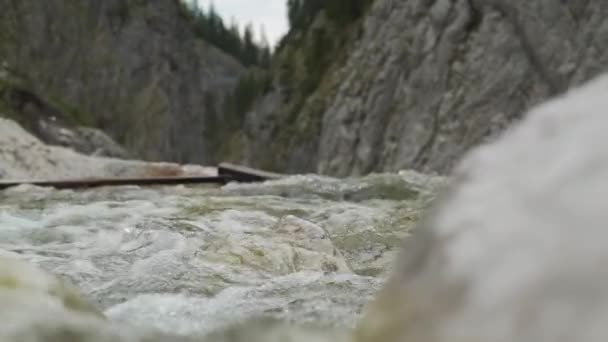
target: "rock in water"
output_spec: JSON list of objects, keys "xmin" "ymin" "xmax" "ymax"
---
[
  {"xmin": 0, "ymin": 252, "xmax": 107, "ymax": 341},
  {"xmin": 0, "ymin": 252, "xmax": 202, "ymax": 342},
  {"xmin": 355, "ymin": 73, "xmax": 608, "ymax": 341}
]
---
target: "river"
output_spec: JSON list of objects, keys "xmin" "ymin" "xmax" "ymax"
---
[{"xmin": 0, "ymin": 171, "xmax": 442, "ymax": 340}]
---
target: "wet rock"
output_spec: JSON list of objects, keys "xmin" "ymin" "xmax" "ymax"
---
[
  {"xmin": 0, "ymin": 252, "xmax": 209, "ymax": 342},
  {"xmin": 0, "ymin": 252, "xmax": 125, "ymax": 341},
  {"xmin": 355, "ymin": 73, "xmax": 608, "ymax": 341},
  {"xmin": 0, "ymin": 251, "xmax": 102, "ymax": 317}
]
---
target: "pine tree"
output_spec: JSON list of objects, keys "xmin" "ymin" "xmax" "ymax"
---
[
  {"xmin": 287, "ymin": 0, "xmax": 301, "ymax": 28},
  {"xmin": 226, "ymin": 18, "xmax": 242, "ymax": 59},
  {"xmin": 242, "ymin": 23, "xmax": 258, "ymax": 66},
  {"xmin": 258, "ymin": 24, "xmax": 272, "ymax": 68},
  {"xmin": 177, "ymin": 0, "xmax": 272, "ymax": 68},
  {"xmin": 287, "ymin": 0, "xmax": 323, "ymax": 30},
  {"xmin": 325, "ymin": 0, "xmax": 369, "ymax": 23}
]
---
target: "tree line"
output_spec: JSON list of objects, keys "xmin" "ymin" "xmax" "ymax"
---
[
  {"xmin": 178, "ymin": 0, "xmax": 271, "ymax": 68},
  {"xmin": 287, "ymin": 0, "xmax": 371, "ymax": 29}
]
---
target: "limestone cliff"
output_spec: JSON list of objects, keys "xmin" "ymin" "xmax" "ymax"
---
[
  {"xmin": 238, "ymin": 0, "xmax": 608, "ymax": 176},
  {"xmin": 0, "ymin": 0, "xmax": 244, "ymax": 164}
]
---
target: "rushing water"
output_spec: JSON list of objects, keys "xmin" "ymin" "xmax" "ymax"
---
[{"xmin": 0, "ymin": 171, "xmax": 442, "ymax": 339}]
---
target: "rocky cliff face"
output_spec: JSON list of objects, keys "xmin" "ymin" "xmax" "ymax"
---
[
  {"xmin": 240, "ymin": 0, "xmax": 608, "ymax": 176},
  {"xmin": 0, "ymin": 0, "xmax": 244, "ymax": 164}
]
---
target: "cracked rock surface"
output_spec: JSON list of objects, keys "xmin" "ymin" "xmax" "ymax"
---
[
  {"xmin": 244, "ymin": 0, "xmax": 608, "ymax": 177},
  {"xmin": 317, "ymin": 0, "xmax": 608, "ymax": 176}
]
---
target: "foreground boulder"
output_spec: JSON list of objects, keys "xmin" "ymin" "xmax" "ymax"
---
[
  {"xmin": 355, "ymin": 73, "xmax": 608, "ymax": 341},
  {"xmin": 0, "ymin": 251, "xmax": 144, "ymax": 342}
]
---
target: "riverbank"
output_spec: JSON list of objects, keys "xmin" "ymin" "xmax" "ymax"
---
[{"xmin": 0, "ymin": 117, "xmax": 216, "ymax": 180}]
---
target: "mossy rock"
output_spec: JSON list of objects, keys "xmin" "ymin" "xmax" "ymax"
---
[{"xmin": 0, "ymin": 253, "xmax": 104, "ymax": 318}]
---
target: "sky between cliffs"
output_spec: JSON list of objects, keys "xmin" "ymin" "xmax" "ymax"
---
[{"xmin": 198, "ymin": 0, "xmax": 288, "ymax": 47}]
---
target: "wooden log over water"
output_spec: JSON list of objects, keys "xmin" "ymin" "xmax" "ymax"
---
[
  {"xmin": 218, "ymin": 162, "xmax": 284, "ymax": 182},
  {"xmin": 0, "ymin": 176, "xmax": 229, "ymax": 190},
  {"xmin": 0, "ymin": 164, "xmax": 284, "ymax": 190}
]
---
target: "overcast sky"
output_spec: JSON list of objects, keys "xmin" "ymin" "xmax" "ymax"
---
[{"xmin": 198, "ymin": 0, "xmax": 288, "ymax": 47}]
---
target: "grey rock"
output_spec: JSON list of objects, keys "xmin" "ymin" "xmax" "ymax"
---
[
  {"xmin": 0, "ymin": 117, "xmax": 216, "ymax": 180},
  {"xmin": 74, "ymin": 126, "xmax": 131, "ymax": 158},
  {"xmin": 37, "ymin": 120, "xmax": 131, "ymax": 159},
  {"xmin": 355, "ymin": 73, "xmax": 608, "ymax": 342},
  {"xmin": 0, "ymin": 85, "xmax": 130, "ymax": 158}
]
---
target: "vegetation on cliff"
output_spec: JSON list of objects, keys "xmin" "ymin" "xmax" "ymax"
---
[
  {"xmin": 221, "ymin": 0, "xmax": 374, "ymax": 171},
  {"xmin": 0, "ymin": 0, "xmax": 373, "ymax": 168},
  {"xmin": 177, "ymin": 0, "xmax": 272, "ymax": 68},
  {"xmin": 0, "ymin": 0, "xmax": 248, "ymax": 164}
]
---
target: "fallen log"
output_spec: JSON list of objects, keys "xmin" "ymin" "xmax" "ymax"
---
[
  {"xmin": 0, "ymin": 163, "xmax": 284, "ymax": 190},
  {"xmin": 218, "ymin": 162, "xmax": 284, "ymax": 182},
  {"xmin": 0, "ymin": 176, "xmax": 229, "ymax": 190}
]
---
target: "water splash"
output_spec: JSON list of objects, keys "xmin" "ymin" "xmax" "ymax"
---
[{"xmin": 0, "ymin": 173, "xmax": 440, "ymax": 337}]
